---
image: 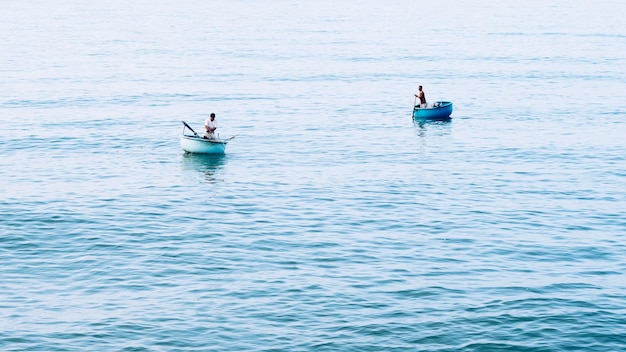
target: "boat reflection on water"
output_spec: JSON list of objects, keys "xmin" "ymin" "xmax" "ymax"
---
[
  {"xmin": 413, "ymin": 115, "xmax": 452, "ymax": 129},
  {"xmin": 412, "ymin": 115, "xmax": 452, "ymax": 140},
  {"xmin": 181, "ymin": 152, "xmax": 227, "ymax": 183}
]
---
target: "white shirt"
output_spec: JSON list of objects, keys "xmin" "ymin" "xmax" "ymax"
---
[{"xmin": 204, "ymin": 118, "xmax": 217, "ymax": 136}]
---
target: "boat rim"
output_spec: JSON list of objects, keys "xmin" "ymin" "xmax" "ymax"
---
[
  {"xmin": 414, "ymin": 101, "xmax": 452, "ymax": 110},
  {"xmin": 181, "ymin": 134, "xmax": 228, "ymax": 144}
]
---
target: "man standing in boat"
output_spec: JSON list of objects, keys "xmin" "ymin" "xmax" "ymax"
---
[
  {"xmin": 415, "ymin": 85, "xmax": 427, "ymax": 108},
  {"xmin": 204, "ymin": 113, "xmax": 217, "ymax": 139}
]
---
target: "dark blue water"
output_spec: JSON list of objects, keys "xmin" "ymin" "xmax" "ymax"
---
[{"xmin": 2, "ymin": 0, "xmax": 625, "ymax": 350}]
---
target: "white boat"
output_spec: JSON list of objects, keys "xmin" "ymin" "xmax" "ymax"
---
[
  {"xmin": 180, "ymin": 121, "xmax": 230, "ymax": 154},
  {"xmin": 180, "ymin": 134, "xmax": 227, "ymax": 154}
]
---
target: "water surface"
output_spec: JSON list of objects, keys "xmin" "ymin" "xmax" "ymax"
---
[{"xmin": 1, "ymin": 0, "xmax": 625, "ymax": 351}]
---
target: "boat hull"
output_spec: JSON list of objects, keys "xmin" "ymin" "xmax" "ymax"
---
[
  {"xmin": 413, "ymin": 101, "xmax": 453, "ymax": 120},
  {"xmin": 180, "ymin": 135, "xmax": 227, "ymax": 154}
]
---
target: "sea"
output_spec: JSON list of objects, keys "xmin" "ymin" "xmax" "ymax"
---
[{"xmin": 1, "ymin": 0, "xmax": 625, "ymax": 351}]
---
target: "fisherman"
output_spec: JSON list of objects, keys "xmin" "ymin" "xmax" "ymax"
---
[
  {"xmin": 204, "ymin": 113, "xmax": 217, "ymax": 139},
  {"xmin": 415, "ymin": 86, "xmax": 427, "ymax": 108}
]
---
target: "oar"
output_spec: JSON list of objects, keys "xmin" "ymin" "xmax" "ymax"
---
[
  {"xmin": 182, "ymin": 121, "xmax": 198, "ymax": 136},
  {"xmin": 224, "ymin": 135, "xmax": 238, "ymax": 141}
]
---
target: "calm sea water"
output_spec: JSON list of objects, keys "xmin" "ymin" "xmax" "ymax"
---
[{"xmin": 1, "ymin": 0, "xmax": 625, "ymax": 351}]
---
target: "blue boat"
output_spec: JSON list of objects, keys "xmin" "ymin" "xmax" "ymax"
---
[{"xmin": 413, "ymin": 101, "xmax": 453, "ymax": 120}]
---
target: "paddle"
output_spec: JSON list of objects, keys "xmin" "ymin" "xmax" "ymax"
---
[{"xmin": 182, "ymin": 121, "xmax": 198, "ymax": 136}]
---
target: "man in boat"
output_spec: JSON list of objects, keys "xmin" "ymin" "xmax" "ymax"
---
[
  {"xmin": 415, "ymin": 85, "xmax": 427, "ymax": 108},
  {"xmin": 204, "ymin": 113, "xmax": 217, "ymax": 139}
]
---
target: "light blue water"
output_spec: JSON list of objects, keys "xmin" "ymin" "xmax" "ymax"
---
[{"xmin": 1, "ymin": 0, "xmax": 625, "ymax": 351}]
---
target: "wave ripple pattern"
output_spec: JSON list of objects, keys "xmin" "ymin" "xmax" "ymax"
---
[{"xmin": 1, "ymin": 0, "xmax": 625, "ymax": 351}]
